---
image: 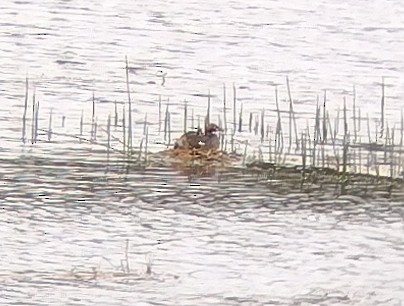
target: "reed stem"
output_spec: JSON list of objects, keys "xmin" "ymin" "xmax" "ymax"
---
[
  {"xmin": 31, "ymin": 89, "xmax": 36, "ymax": 144},
  {"xmin": 48, "ymin": 108, "xmax": 52, "ymax": 141},
  {"xmin": 22, "ymin": 75, "xmax": 29, "ymax": 143},
  {"xmin": 125, "ymin": 56, "xmax": 133, "ymax": 151},
  {"xmin": 223, "ymin": 84, "xmax": 227, "ymax": 133}
]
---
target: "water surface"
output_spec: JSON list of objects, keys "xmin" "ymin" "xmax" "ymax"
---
[{"xmin": 1, "ymin": 0, "xmax": 404, "ymax": 305}]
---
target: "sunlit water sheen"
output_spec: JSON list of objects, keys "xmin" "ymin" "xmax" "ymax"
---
[{"xmin": 1, "ymin": 0, "xmax": 404, "ymax": 305}]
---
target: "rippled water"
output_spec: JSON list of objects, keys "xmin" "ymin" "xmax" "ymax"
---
[
  {"xmin": 3, "ymin": 0, "xmax": 404, "ymax": 127},
  {"xmin": 1, "ymin": 153, "xmax": 404, "ymax": 305},
  {"xmin": 2, "ymin": 0, "xmax": 404, "ymax": 305}
]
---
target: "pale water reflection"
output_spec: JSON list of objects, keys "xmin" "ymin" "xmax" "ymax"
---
[
  {"xmin": 1, "ymin": 153, "xmax": 404, "ymax": 305},
  {"xmin": 2, "ymin": 0, "xmax": 404, "ymax": 305}
]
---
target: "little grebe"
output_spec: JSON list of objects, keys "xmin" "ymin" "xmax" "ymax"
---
[
  {"xmin": 174, "ymin": 127, "xmax": 203, "ymax": 149},
  {"xmin": 174, "ymin": 123, "xmax": 222, "ymax": 150}
]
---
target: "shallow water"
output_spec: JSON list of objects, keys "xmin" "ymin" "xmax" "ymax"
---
[
  {"xmin": 2, "ymin": 0, "xmax": 404, "ymax": 131},
  {"xmin": 1, "ymin": 152, "xmax": 404, "ymax": 305},
  {"xmin": 1, "ymin": 0, "xmax": 404, "ymax": 305}
]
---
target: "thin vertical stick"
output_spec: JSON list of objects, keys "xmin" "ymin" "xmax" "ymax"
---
[
  {"xmin": 266, "ymin": 124, "xmax": 270, "ymax": 140},
  {"xmin": 91, "ymin": 92, "xmax": 95, "ymax": 142},
  {"xmin": 138, "ymin": 138, "xmax": 143, "ymax": 162},
  {"xmin": 31, "ymin": 89, "xmax": 35, "ymax": 144},
  {"xmin": 328, "ymin": 116, "xmax": 339, "ymax": 170},
  {"xmin": 352, "ymin": 142, "xmax": 356, "ymax": 173},
  {"xmin": 353, "ymin": 85, "xmax": 357, "ymax": 143},
  {"xmin": 275, "ymin": 85, "xmax": 283, "ymax": 154},
  {"xmin": 206, "ymin": 90, "xmax": 211, "ymax": 130},
  {"xmin": 399, "ymin": 112, "xmax": 404, "ymax": 177},
  {"xmin": 321, "ymin": 135, "xmax": 325, "ymax": 168},
  {"xmin": 334, "ymin": 107, "xmax": 340, "ymax": 140},
  {"xmin": 401, "ymin": 109, "xmax": 403, "ymax": 147},
  {"xmin": 359, "ymin": 144, "xmax": 362, "ymax": 174},
  {"xmin": 184, "ymin": 100, "xmax": 188, "ymax": 133},
  {"xmin": 322, "ymin": 90, "xmax": 327, "ymax": 144},
  {"xmin": 92, "ymin": 91, "xmax": 95, "ymax": 119},
  {"xmin": 314, "ymin": 100, "xmax": 321, "ymax": 142},
  {"xmin": 287, "ymin": 78, "xmax": 292, "ymax": 150},
  {"xmin": 254, "ymin": 114, "xmax": 259, "ymax": 136},
  {"xmin": 366, "ymin": 150, "xmax": 370, "ymax": 175},
  {"xmin": 22, "ymin": 75, "xmax": 29, "ymax": 143},
  {"xmin": 275, "ymin": 118, "xmax": 280, "ymax": 158},
  {"xmin": 306, "ymin": 122, "xmax": 312, "ymax": 167},
  {"xmin": 168, "ymin": 111, "xmax": 171, "ymax": 145},
  {"xmin": 313, "ymin": 104, "xmax": 320, "ymax": 167},
  {"xmin": 238, "ymin": 103, "xmax": 243, "ymax": 133},
  {"xmin": 48, "ymin": 108, "xmax": 53, "ymax": 141},
  {"xmin": 233, "ymin": 83, "xmax": 237, "ymax": 135},
  {"xmin": 90, "ymin": 117, "xmax": 94, "ymax": 141},
  {"xmin": 367, "ymin": 113, "xmax": 371, "ymax": 144},
  {"xmin": 312, "ymin": 133, "xmax": 316, "ymax": 168},
  {"xmin": 220, "ymin": 119, "xmax": 225, "ymax": 152},
  {"xmin": 358, "ymin": 107, "xmax": 361, "ymax": 133},
  {"xmin": 114, "ymin": 101, "xmax": 118, "ymax": 127},
  {"xmin": 384, "ymin": 124, "xmax": 389, "ymax": 163},
  {"xmin": 80, "ymin": 110, "xmax": 83, "ymax": 137},
  {"xmin": 302, "ymin": 132, "xmax": 307, "ymax": 171},
  {"xmin": 327, "ymin": 111, "xmax": 335, "ymax": 147},
  {"xmin": 107, "ymin": 114, "xmax": 111, "ymax": 162},
  {"xmin": 122, "ymin": 104, "xmax": 126, "ymax": 154},
  {"xmin": 260, "ymin": 109, "xmax": 265, "ymax": 143},
  {"xmin": 93, "ymin": 117, "xmax": 97, "ymax": 141},
  {"xmin": 34, "ymin": 101, "xmax": 39, "ymax": 143},
  {"xmin": 390, "ymin": 127, "xmax": 394, "ymax": 178},
  {"xmin": 380, "ymin": 77, "xmax": 385, "ymax": 138},
  {"xmin": 223, "ymin": 84, "xmax": 227, "ymax": 133},
  {"xmin": 164, "ymin": 103, "xmax": 169, "ymax": 143},
  {"xmin": 158, "ymin": 95, "xmax": 162, "ymax": 133},
  {"xmin": 277, "ymin": 117, "xmax": 284, "ymax": 158},
  {"xmin": 343, "ymin": 98, "xmax": 348, "ymax": 175},
  {"xmin": 145, "ymin": 126, "xmax": 149, "ymax": 164},
  {"xmin": 249, "ymin": 112, "xmax": 253, "ymax": 133},
  {"xmin": 269, "ymin": 135, "xmax": 272, "ymax": 163},
  {"xmin": 143, "ymin": 113, "xmax": 147, "ymax": 135},
  {"xmin": 231, "ymin": 84, "xmax": 237, "ymax": 152},
  {"xmin": 286, "ymin": 76, "xmax": 299, "ymax": 151},
  {"xmin": 125, "ymin": 56, "xmax": 133, "ymax": 151}
]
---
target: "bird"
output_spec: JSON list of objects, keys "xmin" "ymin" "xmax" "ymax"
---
[
  {"xmin": 200, "ymin": 123, "xmax": 221, "ymax": 150},
  {"xmin": 174, "ymin": 123, "xmax": 222, "ymax": 150},
  {"xmin": 173, "ymin": 127, "xmax": 203, "ymax": 150}
]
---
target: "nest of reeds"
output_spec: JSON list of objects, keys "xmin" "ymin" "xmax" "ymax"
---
[
  {"xmin": 146, "ymin": 148, "xmax": 243, "ymax": 176},
  {"xmin": 170, "ymin": 147, "xmax": 243, "ymax": 163},
  {"xmin": 165, "ymin": 148, "xmax": 238, "ymax": 175},
  {"xmin": 156, "ymin": 149, "xmax": 240, "ymax": 174},
  {"xmin": 170, "ymin": 148, "xmax": 225, "ymax": 161}
]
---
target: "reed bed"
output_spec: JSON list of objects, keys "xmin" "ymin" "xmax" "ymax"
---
[{"xmin": 18, "ymin": 61, "xmax": 404, "ymax": 191}]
